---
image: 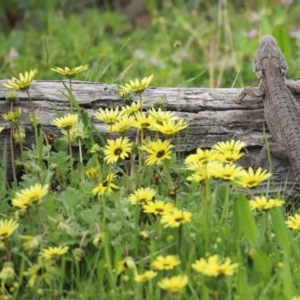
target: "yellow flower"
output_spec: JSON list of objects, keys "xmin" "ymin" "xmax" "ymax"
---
[
  {"xmin": 151, "ymin": 118, "xmax": 188, "ymax": 136},
  {"xmin": 213, "ymin": 140, "xmax": 246, "ymax": 153},
  {"xmin": 140, "ymin": 139, "xmax": 174, "ymax": 165},
  {"xmin": 51, "ymin": 65, "xmax": 88, "ymax": 78},
  {"xmin": 286, "ymin": 213, "xmax": 300, "ymax": 230},
  {"xmin": 13, "ymin": 127, "xmax": 26, "ymax": 144},
  {"xmin": 147, "ymin": 107, "xmax": 179, "ymax": 123},
  {"xmin": 213, "ymin": 164, "xmax": 244, "ymax": 181},
  {"xmin": 61, "ymin": 120, "xmax": 86, "ymax": 142},
  {"xmin": 53, "ymin": 113, "xmax": 78, "ymax": 129},
  {"xmin": 152, "ymin": 255, "xmax": 181, "ymax": 270},
  {"xmin": 185, "ymin": 148, "xmax": 216, "ymax": 164},
  {"xmin": 235, "ymin": 167, "xmax": 272, "ymax": 188},
  {"xmin": 0, "ymin": 262, "xmax": 15, "ymax": 281},
  {"xmin": 19, "ymin": 235, "xmax": 40, "ymax": 253},
  {"xmin": 92, "ymin": 174, "xmax": 119, "ymax": 197},
  {"xmin": 118, "ymin": 74, "xmax": 153, "ymax": 96},
  {"xmin": 111, "ymin": 115, "xmax": 135, "ymax": 133},
  {"xmin": 134, "ymin": 270, "xmax": 157, "ymax": 282},
  {"xmin": 160, "ymin": 209, "xmax": 192, "ymax": 228},
  {"xmin": 3, "ymin": 69, "xmax": 38, "ymax": 91},
  {"xmin": 93, "ymin": 233, "xmax": 105, "ymax": 248},
  {"xmin": 138, "ymin": 231, "xmax": 150, "ymax": 240},
  {"xmin": 132, "ymin": 112, "xmax": 156, "ymax": 130},
  {"xmin": 158, "ymin": 275, "xmax": 188, "ymax": 293},
  {"xmin": 0, "ymin": 126, "xmax": 4, "ymax": 133},
  {"xmin": 24, "ymin": 258, "xmax": 56, "ymax": 287},
  {"xmin": 2, "ymin": 108, "xmax": 22, "ymax": 126},
  {"xmin": 94, "ymin": 107, "xmax": 124, "ymax": 125},
  {"xmin": 122, "ymin": 99, "xmax": 145, "ymax": 115},
  {"xmin": 215, "ymin": 150, "xmax": 244, "ymax": 164},
  {"xmin": 128, "ymin": 187, "xmax": 156, "ymax": 205},
  {"xmin": 85, "ymin": 167, "xmax": 100, "ymax": 179},
  {"xmin": 12, "ymin": 183, "xmax": 49, "ymax": 209},
  {"xmin": 186, "ymin": 172, "xmax": 206, "ymax": 184},
  {"xmin": 0, "ymin": 219, "xmax": 19, "ymax": 241},
  {"xmin": 143, "ymin": 200, "xmax": 174, "ymax": 215},
  {"xmin": 117, "ymin": 257, "xmax": 137, "ymax": 275},
  {"xmin": 90, "ymin": 143, "xmax": 102, "ymax": 154},
  {"xmin": 186, "ymin": 161, "xmax": 221, "ymax": 180},
  {"xmin": 40, "ymin": 246, "xmax": 69, "ymax": 260},
  {"xmin": 192, "ymin": 254, "xmax": 239, "ymax": 276},
  {"xmin": 249, "ymin": 196, "xmax": 284, "ymax": 211},
  {"xmin": 103, "ymin": 137, "xmax": 133, "ymax": 164}
]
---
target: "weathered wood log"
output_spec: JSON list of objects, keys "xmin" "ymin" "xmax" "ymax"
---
[{"xmin": 0, "ymin": 80, "xmax": 299, "ymax": 198}]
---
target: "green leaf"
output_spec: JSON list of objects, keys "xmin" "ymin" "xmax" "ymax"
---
[
  {"xmin": 236, "ymin": 268, "xmax": 253, "ymax": 300},
  {"xmin": 270, "ymin": 208, "xmax": 291, "ymax": 255},
  {"xmin": 282, "ymin": 256, "xmax": 296, "ymax": 299},
  {"xmin": 273, "ymin": 24, "xmax": 292, "ymax": 60},
  {"xmin": 233, "ymin": 193, "xmax": 258, "ymax": 246},
  {"xmin": 253, "ymin": 248, "xmax": 272, "ymax": 282}
]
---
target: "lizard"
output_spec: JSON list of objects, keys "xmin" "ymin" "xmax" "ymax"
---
[{"xmin": 234, "ymin": 34, "xmax": 300, "ymax": 181}]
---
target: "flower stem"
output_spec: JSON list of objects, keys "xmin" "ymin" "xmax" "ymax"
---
[{"xmin": 67, "ymin": 129, "xmax": 74, "ymax": 184}]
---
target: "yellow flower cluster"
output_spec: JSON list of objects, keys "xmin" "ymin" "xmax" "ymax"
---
[{"xmin": 185, "ymin": 140, "xmax": 272, "ymax": 188}]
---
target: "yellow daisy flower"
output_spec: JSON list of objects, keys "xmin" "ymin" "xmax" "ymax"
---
[
  {"xmin": 51, "ymin": 65, "xmax": 88, "ymax": 78},
  {"xmin": 186, "ymin": 173, "xmax": 206, "ymax": 184},
  {"xmin": 52, "ymin": 113, "xmax": 78, "ymax": 130},
  {"xmin": 103, "ymin": 137, "xmax": 133, "ymax": 164},
  {"xmin": 111, "ymin": 115, "xmax": 135, "ymax": 133},
  {"xmin": 213, "ymin": 140, "xmax": 246, "ymax": 153},
  {"xmin": 152, "ymin": 255, "xmax": 181, "ymax": 270},
  {"xmin": 140, "ymin": 139, "xmax": 174, "ymax": 165},
  {"xmin": 3, "ymin": 69, "xmax": 38, "ymax": 91},
  {"xmin": 143, "ymin": 200, "xmax": 174, "ymax": 215},
  {"xmin": 118, "ymin": 74, "xmax": 153, "ymax": 96},
  {"xmin": 122, "ymin": 99, "xmax": 145, "ymax": 115},
  {"xmin": 134, "ymin": 270, "xmax": 157, "ymax": 282},
  {"xmin": 117, "ymin": 257, "xmax": 137, "ymax": 275},
  {"xmin": 24, "ymin": 258, "xmax": 56, "ymax": 287},
  {"xmin": 235, "ymin": 167, "xmax": 272, "ymax": 188},
  {"xmin": 192, "ymin": 254, "xmax": 239, "ymax": 276},
  {"xmin": 0, "ymin": 219, "xmax": 19, "ymax": 241},
  {"xmin": 2, "ymin": 108, "xmax": 22, "ymax": 126},
  {"xmin": 128, "ymin": 187, "xmax": 156, "ymax": 205},
  {"xmin": 286, "ymin": 213, "xmax": 300, "ymax": 230},
  {"xmin": 213, "ymin": 164, "xmax": 244, "ymax": 181},
  {"xmin": 90, "ymin": 143, "xmax": 102, "ymax": 154},
  {"xmin": 147, "ymin": 107, "xmax": 179, "ymax": 123},
  {"xmin": 249, "ymin": 196, "xmax": 284, "ymax": 211},
  {"xmin": 92, "ymin": 173, "xmax": 119, "ymax": 197},
  {"xmin": 158, "ymin": 275, "xmax": 188, "ymax": 293},
  {"xmin": 40, "ymin": 246, "xmax": 69, "ymax": 260},
  {"xmin": 185, "ymin": 161, "xmax": 221, "ymax": 179},
  {"xmin": 13, "ymin": 127, "xmax": 26, "ymax": 144},
  {"xmin": 185, "ymin": 148, "xmax": 216, "ymax": 164},
  {"xmin": 85, "ymin": 167, "xmax": 100, "ymax": 179},
  {"xmin": 19, "ymin": 235, "xmax": 40, "ymax": 253},
  {"xmin": 160, "ymin": 209, "xmax": 192, "ymax": 228},
  {"xmin": 132, "ymin": 111, "xmax": 156, "ymax": 130},
  {"xmin": 11, "ymin": 183, "xmax": 49, "ymax": 209},
  {"xmin": 0, "ymin": 126, "xmax": 4, "ymax": 133},
  {"xmin": 94, "ymin": 107, "xmax": 124, "ymax": 125},
  {"xmin": 0, "ymin": 262, "xmax": 15, "ymax": 281},
  {"xmin": 151, "ymin": 118, "xmax": 188, "ymax": 136},
  {"xmin": 93, "ymin": 233, "xmax": 105, "ymax": 248}
]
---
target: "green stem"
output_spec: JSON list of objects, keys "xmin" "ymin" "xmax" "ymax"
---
[
  {"xmin": 67, "ymin": 129, "xmax": 74, "ymax": 184},
  {"xmin": 220, "ymin": 182, "xmax": 230, "ymax": 223}
]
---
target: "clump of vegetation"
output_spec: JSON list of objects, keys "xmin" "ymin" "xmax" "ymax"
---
[{"xmin": 0, "ymin": 67, "xmax": 300, "ymax": 299}]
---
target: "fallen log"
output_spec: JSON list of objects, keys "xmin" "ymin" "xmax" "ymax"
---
[{"xmin": 0, "ymin": 80, "xmax": 299, "ymax": 197}]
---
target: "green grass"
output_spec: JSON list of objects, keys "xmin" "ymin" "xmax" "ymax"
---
[
  {"xmin": 1, "ymin": 0, "xmax": 300, "ymax": 87},
  {"xmin": 0, "ymin": 77, "xmax": 300, "ymax": 299},
  {"xmin": 1, "ymin": 1, "xmax": 300, "ymax": 299}
]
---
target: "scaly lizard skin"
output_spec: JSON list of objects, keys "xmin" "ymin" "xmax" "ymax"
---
[{"xmin": 235, "ymin": 35, "xmax": 300, "ymax": 180}]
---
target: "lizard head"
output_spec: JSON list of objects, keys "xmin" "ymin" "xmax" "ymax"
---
[{"xmin": 252, "ymin": 35, "xmax": 288, "ymax": 78}]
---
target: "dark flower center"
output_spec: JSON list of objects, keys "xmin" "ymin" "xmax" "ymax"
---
[
  {"xmin": 175, "ymin": 217, "xmax": 183, "ymax": 222},
  {"xmin": 156, "ymin": 150, "xmax": 165, "ymax": 158},
  {"xmin": 36, "ymin": 266, "xmax": 46, "ymax": 276},
  {"xmin": 114, "ymin": 148, "xmax": 123, "ymax": 156},
  {"xmin": 102, "ymin": 180, "xmax": 108, "ymax": 187}
]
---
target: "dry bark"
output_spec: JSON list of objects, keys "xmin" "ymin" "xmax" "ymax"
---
[{"xmin": 0, "ymin": 80, "xmax": 299, "ymax": 197}]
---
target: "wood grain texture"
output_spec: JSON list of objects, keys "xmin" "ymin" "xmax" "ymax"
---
[{"xmin": 0, "ymin": 80, "xmax": 299, "ymax": 197}]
